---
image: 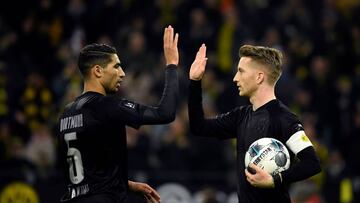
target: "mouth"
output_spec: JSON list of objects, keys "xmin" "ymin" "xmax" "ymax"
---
[{"xmin": 116, "ymin": 80, "xmax": 122, "ymax": 88}]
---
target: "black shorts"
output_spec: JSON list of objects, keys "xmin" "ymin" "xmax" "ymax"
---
[
  {"xmin": 66, "ymin": 194, "xmax": 118, "ymax": 203},
  {"xmin": 63, "ymin": 192, "xmax": 144, "ymax": 203}
]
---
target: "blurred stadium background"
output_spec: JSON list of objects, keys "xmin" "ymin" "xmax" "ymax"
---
[{"xmin": 0, "ymin": 0, "xmax": 360, "ymax": 202}]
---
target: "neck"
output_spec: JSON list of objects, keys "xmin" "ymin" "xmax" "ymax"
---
[
  {"xmin": 83, "ymin": 80, "xmax": 106, "ymax": 95},
  {"xmin": 249, "ymin": 85, "xmax": 276, "ymax": 111}
]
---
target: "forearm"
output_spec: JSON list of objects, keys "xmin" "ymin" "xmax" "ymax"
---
[
  {"xmin": 188, "ymin": 80, "xmax": 227, "ymax": 137},
  {"xmin": 188, "ymin": 80, "xmax": 207, "ymax": 136},
  {"xmin": 281, "ymin": 147, "xmax": 321, "ymax": 185},
  {"xmin": 142, "ymin": 65, "xmax": 178, "ymax": 123}
]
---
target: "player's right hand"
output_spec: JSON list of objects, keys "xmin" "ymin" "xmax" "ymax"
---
[
  {"xmin": 163, "ymin": 25, "xmax": 179, "ymax": 66},
  {"xmin": 128, "ymin": 181, "xmax": 161, "ymax": 203},
  {"xmin": 189, "ymin": 44, "xmax": 207, "ymax": 81},
  {"xmin": 245, "ymin": 163, "xmax": 275, "ymax": 188}
]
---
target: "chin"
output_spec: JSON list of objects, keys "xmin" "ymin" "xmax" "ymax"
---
[{"xmin": 239, "ymin": 92, "xmax": 248, "ymax": 97}]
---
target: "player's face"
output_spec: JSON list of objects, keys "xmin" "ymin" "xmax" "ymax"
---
[
  {"xmin": 102, "ymin": 54, "xmax": 125, "ymax": 94},
  {"xmin": 233, "ymin": 57, "xmax": 259, "ymax": 97}
]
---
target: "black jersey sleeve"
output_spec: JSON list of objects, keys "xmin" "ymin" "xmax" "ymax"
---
[
  {"xmin": 188, "ymin": 80, "xmax": 240, "ymax": 139},
  {"xmin": 106, "ymin": 65, "xmax": 178, "ymax": 129},
  {"xmin": 277, "ymin": 114, "xmax": 321, "ymax": 185},
  {"xmin": 281, "ymin": 146, "xmax": 321, "ymax": 185}
]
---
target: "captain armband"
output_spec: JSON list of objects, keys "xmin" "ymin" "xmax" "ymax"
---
[{"xmin": 286, "ymin": 130, "xmax": 313, "ymax": 155}]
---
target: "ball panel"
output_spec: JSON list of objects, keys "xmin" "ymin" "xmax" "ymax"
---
[{"xmin": 245, "ymin": 138, "xmax": 290, "ymax": 175}]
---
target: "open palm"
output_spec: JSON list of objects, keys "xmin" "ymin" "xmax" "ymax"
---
[{"xmin": 189, "ymin": 44, "xmax": 207, "ymax": 81}]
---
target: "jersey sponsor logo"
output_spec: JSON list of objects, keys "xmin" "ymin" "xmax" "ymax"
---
[
  {"xmin": 253, "ymin": 147, "xmax": 272, "ymax": 165},
  {"xmin": 124, "ymin": 102, "xmax": 135, "ymax": 109},
  {"xmin": 60, "ymin": 114, "xmax": 83, "ymax": 132}
]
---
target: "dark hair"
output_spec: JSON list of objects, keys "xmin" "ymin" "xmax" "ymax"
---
[
  {"xmin": 239, "ymin": 45, "xmax": 283, "ymax": 85},
  {"xmin": 78, "ymin": 43, "xmax": 117, "ymax": 77}
]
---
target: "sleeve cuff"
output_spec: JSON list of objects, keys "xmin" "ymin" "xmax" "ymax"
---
[{"xmin": 166, "ymin": 64, "xmax": 177, "ymax": 69}]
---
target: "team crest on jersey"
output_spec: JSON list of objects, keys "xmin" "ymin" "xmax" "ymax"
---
[
  {"xmin": 124, "ymin": 102, "xmax": 135, "ymax": 109},
  {"xmin": 295, "ymin": 124, "xmax": 303, "ymax": 131}
]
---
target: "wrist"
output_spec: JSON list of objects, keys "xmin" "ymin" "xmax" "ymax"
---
[
  {"xmin": 166, "ymin": 62, "xmax": 178, "ymax": 66},
  {"xmin": 166, "ymin": 64, "xmax": 177, "ymax": 69},
  {"xmin": 272, "ymin": 173, "xmax": 282, "ymax": 188},
  {"xmin": 128, "ymin": 180, "xmax": 134, "ymax": 189},
  {"xmin": 190, "ymin": 78, "xmax": 201, "ymax": 81}
]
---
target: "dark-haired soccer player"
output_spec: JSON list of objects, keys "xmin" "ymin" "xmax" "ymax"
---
[
  {"xmin": 58, "ymin": 26, "xmax": 179, "ymax": 203},
  {"xmin": 188, "ymin": 44, "xmax": 321, "ymax": 203}
]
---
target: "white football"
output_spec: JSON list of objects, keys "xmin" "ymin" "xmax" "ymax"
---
[{"xmin": 245, "ymin": 137, "xmax": 290, "ymax": 175}]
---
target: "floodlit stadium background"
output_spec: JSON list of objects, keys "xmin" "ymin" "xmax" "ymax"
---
[{"xmin": 0, "ymin": 0, "xmax": 360, "ymax": 202}]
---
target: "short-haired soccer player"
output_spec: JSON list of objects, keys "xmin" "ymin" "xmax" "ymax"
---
[
  {"xmin": 188, "ymin": 44, "xmax": 321, "ymax": 203},
  {"xmin": 58, "ymin": 26, "xmax": 179, "ymax": 203}
]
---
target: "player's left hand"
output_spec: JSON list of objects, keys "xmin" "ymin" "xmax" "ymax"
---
[
  {"xmin": 128, "ymin": 180, "xmax": 161, "ymax": 203},
  {"xmin": 245, "ymin": 164, "xmax": 275, "ymax": 188},
  {"xmin": 189, "ymin": 43, "xmax": 207, "ymax": 81},
  {"xmin": 163, "ymin": 25, "xmax": 179, "ymax": 66}
]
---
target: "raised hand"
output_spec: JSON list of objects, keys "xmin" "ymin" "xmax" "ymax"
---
[
  {"xmin": 189, "ymin": 44, "xmax": 207, "ymax": 81},
  {"xmin": 163, "ymin": 25, "xmax": 179, "ymax": 66}
]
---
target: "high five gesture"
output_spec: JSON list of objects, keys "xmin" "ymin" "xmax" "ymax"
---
[
  {"xmin": 189, "ymin": 44, "xmax": 207, "ymax": 80},
  {"xmin": 163, "ymin": 25, "xmax": 179, "ymax": 66}
]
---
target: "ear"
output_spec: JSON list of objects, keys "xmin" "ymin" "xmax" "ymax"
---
[
  {"xmin": 93, "ymin": 65, "xmax": 103, "ymax": 78},
  {"xmin": 256, "ymin": 71, "xmax": 265, "ymax": 84}
]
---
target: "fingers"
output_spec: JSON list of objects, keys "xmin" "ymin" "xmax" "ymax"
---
[
  {"xmin": 174, "ymin": 33, "xmax": 179, "ymax": 49},
  {"xmin": 163, "ymin": 26, "xmax": 171, "ymax": 48},
  {"xmin": 196, "ymin": 44, "xmax": 207, "ymax": 60},
  {"xmin": 199, "ymin": 43, "xmax": 206, "ymax": 58},
  {"xmin": 168, "ymin": 26, "xmax": 173, "ymax": 47},
  {"xmin": 163, "ymin": 25, "xmax": 177, "ymax": 47},
  {"xmin": 245, "ymin": 169, "xmax": 256, "ymax": 186},
  {"xmin": 163, "ymin": 27, "xmax": 168, "ymax": 47},
  {"xmin": 245, "ymin": 168, "xmax": 251, "ymax": 177},
  {"xmin": 148, "ymin": 187, "xmax": 160, "ymax": 201},
  {"xmin": 249, "ymin": 163, "xmax": 258, "ymax": 170},
  {"xmin": 163, "ymin": 25, "xmax": 179, "ymax": 66},
  {"xmin": 145, "ymin": 194, "xmax": 160, "ymax": 203},
  {"xmin": 142, "ymin": 184, "xmax": 160, "ymax": 202}
]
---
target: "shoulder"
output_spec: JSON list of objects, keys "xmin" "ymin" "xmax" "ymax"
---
[
  {"xmin": 268, "ymin": 100, "xmax": 299, "ymax": 121},
  {"xmin": 268, "ymin": 100, "xmax": 303, "ymax": 135},
  {"xmin": 218, "ymin": 105, "xmax": 251, "ymax": 121},
  {"xmin": 100, "ymin": 96, "xmax": 140, "ymax": 115},
  {"xmin": 229, "ymin": 105, "xmax": 251, "ymax": 116}
]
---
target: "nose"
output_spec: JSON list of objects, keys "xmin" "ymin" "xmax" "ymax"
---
[
  {"xmin": 119, "ymin": 67, "xmax": 125, "ymax": 77},
  {"xmin": 233, "ymin": 72, "xmax": 238, "ymax": 83}
]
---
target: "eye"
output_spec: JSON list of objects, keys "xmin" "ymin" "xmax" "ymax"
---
[{"xmin": 114, "ymin": 64, "xmax": 122, "ymax": 69}]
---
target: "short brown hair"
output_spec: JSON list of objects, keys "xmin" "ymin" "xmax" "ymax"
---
[{"xmin": 239, "ymin": 45, "xmax": 283, "ymax": 85}]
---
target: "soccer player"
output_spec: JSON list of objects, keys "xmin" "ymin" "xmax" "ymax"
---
[
  {"xmin": 188, "ymin": 44, "xmax": 321, "ymax": 202},
  {"xmin": 58, "ymin": 26, "xmax": 179, "ymax": 203}
]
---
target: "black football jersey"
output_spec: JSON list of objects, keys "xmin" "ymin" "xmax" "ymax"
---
[
  {"xmin": 58, "ymin": 67, "xmax": 178, "ymax": 202},
  {"xmin": 188, "ymin": 80, "xmax": 320, "ymax": 203}
]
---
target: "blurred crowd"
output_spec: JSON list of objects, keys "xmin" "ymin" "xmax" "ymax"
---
[{"xmin": 0, "ymin": 0, "xmax": 360, "ymax": 202}]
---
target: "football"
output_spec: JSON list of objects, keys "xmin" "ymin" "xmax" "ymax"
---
[{"xmin": 245, "ymin": 137, "xmax": 290, "ymax": 175}]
